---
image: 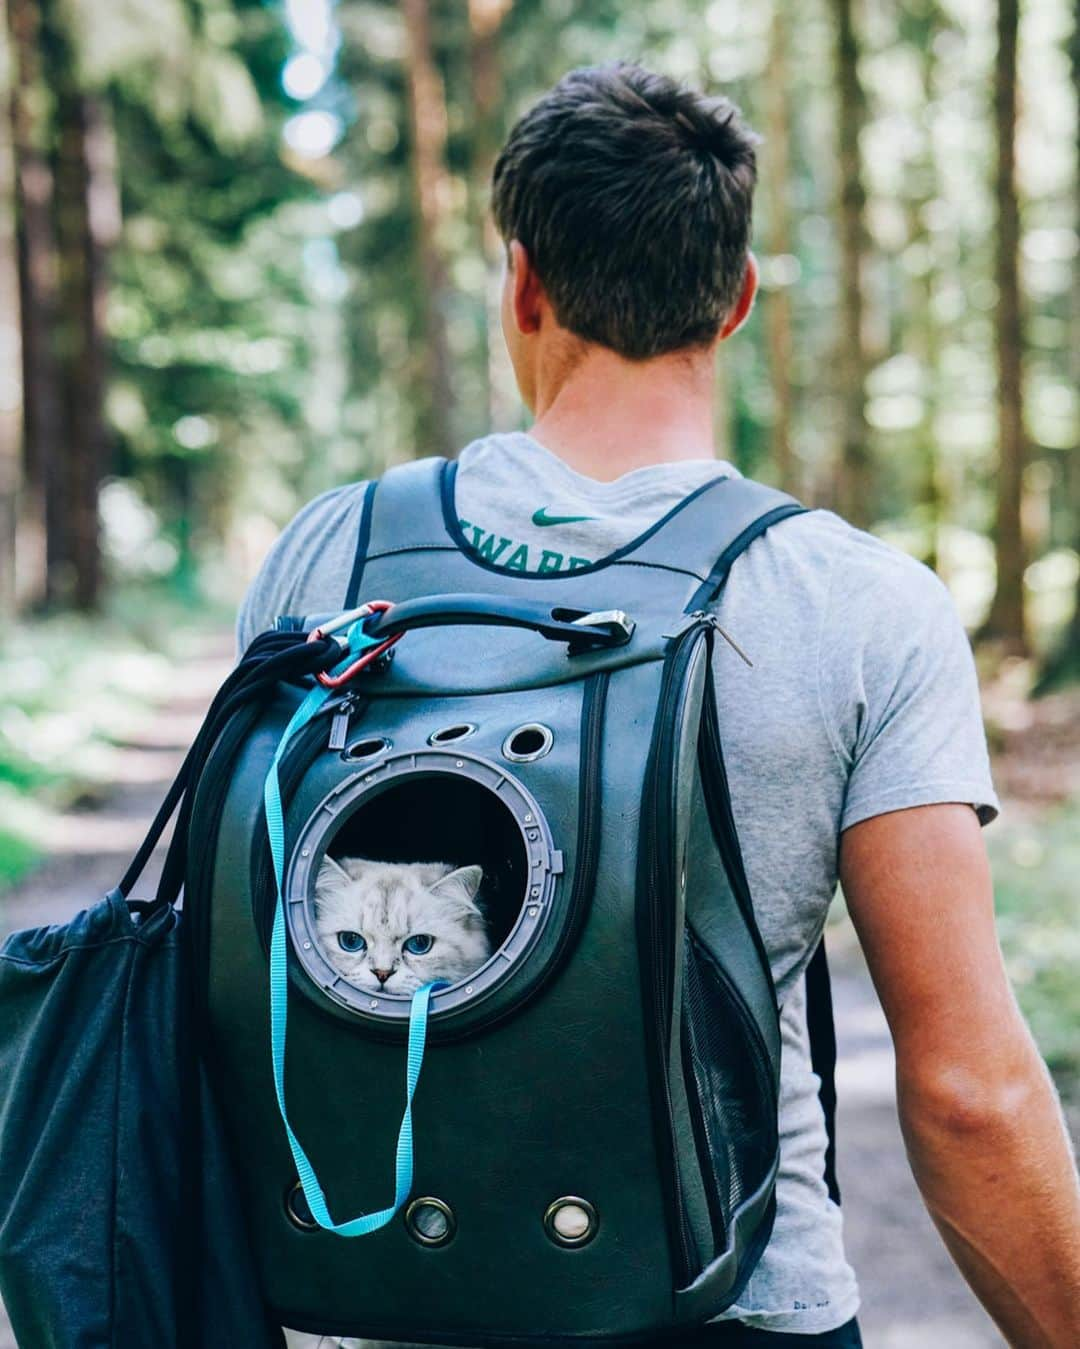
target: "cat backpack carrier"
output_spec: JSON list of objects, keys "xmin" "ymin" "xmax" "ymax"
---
[{"xmin": 186, "ymin": 457, "xmax": 810, "ymax": 1345}]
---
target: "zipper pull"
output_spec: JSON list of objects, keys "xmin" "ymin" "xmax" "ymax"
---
[
  {"xmin": 327, "ymin": 695, "xmax": 357, "ymax": 750},
  {"xmin": 709, "ymin": 619, "xmax": 753, "ymax": 667},
  {"xmin": 662, "ymin": 610, "xmax": 710, "ymax": 642},
  {"xmin": 662, "ymin": 610, "xmax": 754, "ymax": 666}
]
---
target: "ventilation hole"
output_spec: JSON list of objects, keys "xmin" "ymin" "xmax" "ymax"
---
[
  {"xmin": 342, "ymin": 736, "xmax": 391, "ymax": 762},
  {"xmin": 405, "ymin": 1196, "xmax": 456, "ymax": 1247},
  {"xmin": 543, "ymin": 1196, "xmax": 598, "ymax": 1248},
  {"xmin": 502, "ymin": 724, "xmax": 553, "ymax": 763},
  {"xmin": 285, "ymin": 1181, "xmax": 318, "ymax": 1232},
  {"xmin": 428, "ymin": 723, "xmax": 477, "ymax": 746}
]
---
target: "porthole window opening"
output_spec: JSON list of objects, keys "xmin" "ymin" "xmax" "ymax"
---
[
  {"xmin": 308, "ymin": 773, "xmax": 529, "ymax": 1004},
  {"xmin": 342, "ymin": 735, "xmax": 391, "ymax": 763},
  {"xmin": 503, "ymin": 723, "xmax": 554, "ymax": 763},
  {"xmin": 427, "ymin": 723, "xmax": 477, "ymax": 746}
]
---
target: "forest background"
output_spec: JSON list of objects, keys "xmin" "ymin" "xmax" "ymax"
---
[{"xmin": 0, "ymin": 0, "xmax": 1077, "ymax": 1085}]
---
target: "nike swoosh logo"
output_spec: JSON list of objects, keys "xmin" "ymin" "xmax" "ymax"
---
[{"xmin": 532, "ymin": 507, "xmax": 598, "ymax": 527}]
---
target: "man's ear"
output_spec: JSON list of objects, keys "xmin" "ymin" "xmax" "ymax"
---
[
  {"xmin": 508, "ymin": 239, "xmax": 545, "ymax": 336},
  {"xmin": 718, "ymin": 251, "xmax": 759, "ymax": 341}
]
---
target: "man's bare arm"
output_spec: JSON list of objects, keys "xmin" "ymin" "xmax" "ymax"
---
[{"xmin": 839, "ymin": 803, "xmax": 1080, "ymax": 1348}]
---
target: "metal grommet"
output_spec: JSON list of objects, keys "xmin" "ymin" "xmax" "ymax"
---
[
  {"xmin": 502, "ymin": 723, "xmax": 554, "ymax": 763},
  {"xmin": 543, "ymin": 1196, "xmax": 598, "ymax": 1248},
  {"xmin": 285, "ymin": 1181, "xmax": 318, "ymax": 1232},
  {"xmin": 342, "ymin": 735, "xmax": 391, "ymax": 762},
  {"xmin": 427, "ymin": 723, "xmax": 478, "ymax": 746},
  {"xmin": 405, "ymin": 1196, "xmax": 456, "ymax": 1247}
]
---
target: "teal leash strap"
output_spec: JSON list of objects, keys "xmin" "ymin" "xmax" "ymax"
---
[{"xmin": 263, "ymin": 622, "xmax": 442, "ymax": 1237}]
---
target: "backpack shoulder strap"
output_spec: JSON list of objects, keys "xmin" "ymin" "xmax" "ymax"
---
[
  {"xmin": 682, "ymin": 481, "xmax": 807, "ymax": 612},
  {"xmin": 806, "ymin": 936, "xmax": 841, "ymax": 1206},
  {"xmin": 349, "ymin": 458, "xmax": 807, "ymax": 613},
  {"xmin": 364, "ymin": 456, "xmax": 449, "ymax": 556},
  {"xmin": 618, "ymin": 474, "xmax": 806, "ymax": 611},
  {"xmin": 343, "ymin": 458, "xmax": 449, "ymax": 608}
]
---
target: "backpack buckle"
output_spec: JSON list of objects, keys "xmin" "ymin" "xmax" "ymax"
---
[{"xmin": 565, "ymin": 609, "xmax": 635, "ymax": 656}]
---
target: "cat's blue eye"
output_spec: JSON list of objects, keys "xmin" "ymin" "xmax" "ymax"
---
[
  {"xmin": 403, "ymin": 933, "xmax": 435, "ymax": 956},
  {"xmin": 337, "ymin": 931, "xmax": 366, "ymax": 953}
]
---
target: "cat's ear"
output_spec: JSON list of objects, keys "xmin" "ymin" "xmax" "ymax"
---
[
  {"xmin": 430, "ymin": 864, "xmax": 483, "ymax": 907},
  {"xmin": 314, "ymin": 854, "xmax": 352, "ymax": 900}
]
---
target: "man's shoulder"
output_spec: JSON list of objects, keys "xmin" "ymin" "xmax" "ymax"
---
[
  {"xmin": 755, "ymin": 503, "xmax": 955, "ymax": 621},
  {"xmin": 235, "ymin": 480, "xmax": 371, "ymax": 650}
]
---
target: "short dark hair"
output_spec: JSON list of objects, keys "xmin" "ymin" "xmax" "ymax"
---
[{"xmin": 491, "ymin": 62, "xmax": 760, "ymax": 360}]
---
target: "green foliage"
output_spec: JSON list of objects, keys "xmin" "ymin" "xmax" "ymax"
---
[
  {"xmin": 990, "ymin": 798, "xmax": 1080, "ymax": 1076},
  {"xmin": 0, "ymin": 581, "xmax": 229, "ymax": 897},
  {"xmin": 0, "ymin": 830, "xmax": 39, "ymax": 890}
]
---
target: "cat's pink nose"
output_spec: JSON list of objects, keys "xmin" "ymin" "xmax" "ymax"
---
[{"xmin": 373, "ymin": 968, "xmax": 393, "ymax": 984}]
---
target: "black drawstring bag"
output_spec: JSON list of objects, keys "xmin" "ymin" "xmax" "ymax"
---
[{"xmin": 0, "ymin": 631, "xmax": 339, "ymax": 1349}]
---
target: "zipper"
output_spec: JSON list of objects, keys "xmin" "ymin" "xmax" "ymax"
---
[
  {"xmin": 697, "ymin": 666, "xmax": 777, "ymax": 1002},
  {"xmin": 711, "ymin": 946, "xmax": 778, "ymax": 1148},
  {"xmin": 686, "ymin": 921, "xmax": 778, "ymax": 1155},
  {"xmin": 638, "ymin": 614, "xmax": 715, "ymax": 1285}
]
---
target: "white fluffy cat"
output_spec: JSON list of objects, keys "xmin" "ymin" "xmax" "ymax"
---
[{"xmin": 313, "ymin": 856, "xmax": 491, "ymax": 995}]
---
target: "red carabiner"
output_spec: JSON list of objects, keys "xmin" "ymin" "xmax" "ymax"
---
[{"xmin": 308, "ymin": 600, "xmax": 402, "ymax": 689}]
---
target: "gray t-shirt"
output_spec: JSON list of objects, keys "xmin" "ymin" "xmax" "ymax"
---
[{"xmin": 240, "ymin": 432, "xmax": 999, "ymax": 1339}]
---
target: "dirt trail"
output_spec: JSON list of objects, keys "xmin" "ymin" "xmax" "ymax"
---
[{"xmin": 0, "ymin": 635, "xmax": 1017, "ymax": 1347}]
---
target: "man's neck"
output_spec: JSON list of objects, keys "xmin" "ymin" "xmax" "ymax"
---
[{"xmin": 526, "ymin": 341, "xmax": 719, "ymax": 482}]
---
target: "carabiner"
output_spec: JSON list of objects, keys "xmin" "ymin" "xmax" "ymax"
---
[{"xmin": 308, "ymin": 600, "xmax": 403, "ymax": 688}]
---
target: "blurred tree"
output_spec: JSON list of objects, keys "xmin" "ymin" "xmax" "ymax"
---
[
  {"xmin": 43, "ymin": 0, "xmax": 117, "ymax": 609},
  {"xmin": 402, "ymin": 0, "xmax": 456, "ymax": 456},
  {"xmin": 0, "ymin": 0, "xmax": 20, "ymax": 616},
  {"xmin": 468, "ymin": 0, "xmax": 512, "ymax": 429},
  {"xmin": 830, "ymin": 0, "xmax": 873, "ymax": 527},
  {"xmin": 1039, "ymin": 0, "xmax": 1080, "ymax": 685},
  {"xmin": 981, "ymin": 0, "xmax": 1028, "ymax": 652},
  {"xmin": 6, "ymin": 0, "xmax": 62, "ymax": 608},
  {"xmin": 904, "ymin": 0, "xmax": 945, "ymax": 572},
  {"xmin": 84, "ymin": 0, "xmax": 319, "ymax": 577},
  {"xmin": 763, "ymin": 0, "xmax": 797, "ymax": 496}
]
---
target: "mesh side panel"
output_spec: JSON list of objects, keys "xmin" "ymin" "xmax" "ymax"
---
[{"xmin": 681, "ymin": 926, "xmax": 775, "ymax": 1254}]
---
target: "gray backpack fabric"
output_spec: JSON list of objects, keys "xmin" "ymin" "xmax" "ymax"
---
[{"xmin": 186, "ymin": 457, "xmax": 807, "ymax": 1345}]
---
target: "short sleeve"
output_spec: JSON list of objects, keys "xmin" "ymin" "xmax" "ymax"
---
[
  {"xmin": 820, "ymin": 552, "xmax": 1000, "ymax": 833},
  {"xmin": 235, "ymin": 482, "xmax": 368, "ymax": 655}
]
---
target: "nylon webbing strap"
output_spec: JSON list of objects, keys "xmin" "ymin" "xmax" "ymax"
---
[{"xmin": 263, "ymin": 619, "xmax": 443, "ymax": 1236}]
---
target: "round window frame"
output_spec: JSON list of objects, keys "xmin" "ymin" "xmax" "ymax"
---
[{"xmin": 284, "ymin": 748, "xmax": 561, "ymax": 1024}]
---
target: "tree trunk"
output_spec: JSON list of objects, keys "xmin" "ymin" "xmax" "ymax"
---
[
  {"xmin": 763, "ymin": 0, "xmax": 797, "ymax": 496},
  {"xmin": 6, "ymin": 0, "xmax": 62, "ymax": 608},
  {"xmin": 401, "ymin": 0, "xmax": 456, "ymax": 458},
  {"xmin": 980, "ymin": 0, "xmax": 1027, "ymax": 651},
  {"xmin": 1037, "ymin": 0, "xmax": 1080, "ymax": 685},
  {"xmin": 830, "ymin": 0, "xmax": 873, "ymax": 527},
  {"xmin": 909, "ymin": 1, "xmax": 945, "ymax": 575},
  {"xmin": 468, "ymin": 0, "xmax": 514, "ymax": 433},
  {"xmin": 51, "ymin": 85, "xmax": 115, "ymax": 610},
  {"xmin": 0, "ymin": 0, "xmax": 22, "ymax": 617},
  {"xmin": 44, "ymin": 0, "xmax": 117, "ymax": 611}
]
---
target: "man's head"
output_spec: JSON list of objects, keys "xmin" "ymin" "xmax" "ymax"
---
[{"xmin": 492, "ymin": 62, "xmax": 761, "ymax": 409}]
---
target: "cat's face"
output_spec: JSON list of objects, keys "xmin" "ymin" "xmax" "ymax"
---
[{"xmin": 312, "ymin": 856, "xmax": 490, "ymax": 995}]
